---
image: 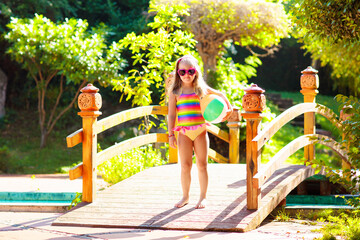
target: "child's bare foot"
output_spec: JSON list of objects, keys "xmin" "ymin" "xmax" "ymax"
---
[
  {"xmin": 175, "ymin": 197, "xmax": 189, "ymax": 208},
  {"xmin": 195, "ymin": 198, "xmax": 206, "ymax": 209}
]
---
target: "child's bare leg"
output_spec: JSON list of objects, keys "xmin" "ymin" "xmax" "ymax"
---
[
  {"xmin": 194, "ymin": 131, "xmax": 209, "ymax": 209},
  {"xmin": 175, "ymin": 133, "xmax": 193, "ymax": 208}
]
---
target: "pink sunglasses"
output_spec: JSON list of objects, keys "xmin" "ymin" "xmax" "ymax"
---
[{"xmin": 178, "ymin": 68, "xmax": 196, "ymax": 76}]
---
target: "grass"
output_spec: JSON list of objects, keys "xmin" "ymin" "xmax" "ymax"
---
[{"xmin": 0, "ymin": 109, "xmax": 82, "ymax": 174}]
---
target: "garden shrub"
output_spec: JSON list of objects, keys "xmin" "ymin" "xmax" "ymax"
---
[{"xmin": 97, "ymin": 144, "xmax": 166, "ymax": 185}]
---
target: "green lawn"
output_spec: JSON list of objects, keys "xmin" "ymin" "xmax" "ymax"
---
[{"xmin": 0, "ymin": 109, "xmax": 82, "ymax": 174}]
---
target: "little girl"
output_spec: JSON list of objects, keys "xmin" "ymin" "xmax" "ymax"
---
[{"xmin": 168, "ymin": 55, "xmax": 233, "ymax": 209}]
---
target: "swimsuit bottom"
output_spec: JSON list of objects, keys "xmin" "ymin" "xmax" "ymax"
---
[{"xmin": 173, "ymin": 123, "xmax": 209, "ymax": 141}]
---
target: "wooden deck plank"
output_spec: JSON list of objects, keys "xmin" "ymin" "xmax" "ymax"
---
[{"xmin": 53, "ymin": 163, "xmax": 315, "ymax": 232}]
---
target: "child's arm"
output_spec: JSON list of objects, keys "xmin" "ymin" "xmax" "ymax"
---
[
  {"xmin": 167, "ymin": 92, "xmax": 177, "ymax": 148},
  {"xmin": 206, "ymin": 87, "xmax": 233, "ymax": 121}
]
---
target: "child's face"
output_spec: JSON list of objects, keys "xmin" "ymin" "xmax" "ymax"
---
[{"xmin": 178, "ymin": 62, "xmax": 196, "ymax": 85}]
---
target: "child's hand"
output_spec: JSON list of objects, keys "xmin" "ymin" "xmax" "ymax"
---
[
  {"xmin": 222, "ymin": 106, "xmax": 233, "ymax": 122},
  {"xmin": 169, "ymin": 135, "xmax": 177, "ymax": 148}
]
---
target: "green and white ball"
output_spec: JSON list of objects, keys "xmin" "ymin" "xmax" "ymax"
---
[{"xmin": 200, "ymin": 94, "xmax": 228, "ymax": 123}]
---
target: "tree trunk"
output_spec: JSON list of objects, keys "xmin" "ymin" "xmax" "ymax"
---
[
  {"xmin": 196, "ymin": 40, "xmax": 222, "ymax": 88},
  {"xmin": 197, "ymin": 48, "xmax": 218, "ymax": 77},
  {"xmin": 0, "ymin": 68, "xmax": 7, "ymax": 119},
  {"xmin": 311, "ymin": 59, "xmax": 320, "ymax": 70},
  {"xmin": 40, "ymin": 130, "xmax": 48, "ymax": 149}
]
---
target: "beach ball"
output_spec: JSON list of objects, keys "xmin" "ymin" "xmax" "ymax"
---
[{"xmin": 200, "ymin": 94, "xmax": 228, "ymax": 123}]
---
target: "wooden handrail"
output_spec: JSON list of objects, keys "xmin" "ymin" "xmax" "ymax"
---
[
  {"xmin": 66, "ymin": 128, "xmax": 83, "ymax": 148},
  {"xmin": 96, "ymin": 133, "xmax": 168, "ymax": 166},
  {"xmin": 207, "ymin": 124, "xmax": 230, "ymax": 143},
  {"xmin": 69, "ymin": 162, "xmax": 83, "ymax": 180},
  {"xmin": 208, "ymin": 148, "xmax": 229, "ymax": 163},
  {"xmin": 95, "ymin": 105, "xmax": 168, "ymax": 134},
  {"xmin": 67, "ymin": 106, "xmax": 232, "ymax": 147},
  {"xmin": 253, "ymin": 103, "xmax": 342, "ymax": 151},
  {"xmin": 253, "ymin": 134, "xmax": 349, "ymax": 190}
]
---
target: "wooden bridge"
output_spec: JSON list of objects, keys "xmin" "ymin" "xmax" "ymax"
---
[{"xmin": 53, "ymin": 67, "xmax": 350, "ymax": 232}]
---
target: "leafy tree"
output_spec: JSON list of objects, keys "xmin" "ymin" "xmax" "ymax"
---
[
  {"xmin": 5, "ymin": 14, "xmax": 125, "ymax": 148},
  {"xmin": 0, "ymin": 0, "xmax": 78, "ymax": 118},
  {"xmin": 154, "ymin": 0, "xmax": 290, "ymax": 75},
  {"xmin": 112, "ymin": 2, "xmax": 197, "ymax": 107},
  {"xmin": 291, "ymin": 0, "xmax": 360, "ymax": 95}
]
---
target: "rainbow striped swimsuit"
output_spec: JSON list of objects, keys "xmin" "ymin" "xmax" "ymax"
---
[{"xmin": 176, "ymin": 92, "xmax": 205, "ymax": 127}]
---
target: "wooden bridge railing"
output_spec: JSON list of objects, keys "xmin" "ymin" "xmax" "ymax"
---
[
  {"xmin": 241, "ymin": 66, "xmax": 351, "ymax": 210},
  {"xmin": 66, "ymin": 84, "xmax": 241, "ymax": 202}
]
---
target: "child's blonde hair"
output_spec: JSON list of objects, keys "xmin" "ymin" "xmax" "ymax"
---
[{"xmin": 170, "ymin": 55, "xmax": 208, "ymax": 97}]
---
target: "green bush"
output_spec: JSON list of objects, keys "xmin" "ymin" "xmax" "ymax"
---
[
  {"xmin": 315, "ymin": 211, "xmax": 360, "ymax": 240},
  {"xmin": 0, "ymin": 146, "xmax": 11, "ymax": 173},
  {"xmin": 316, "ymin": 233, "xmax": 337, "ymax": 240},
  {"xmin": 97, "ymin": 144, "xmax": 167, "ymax": 185}
]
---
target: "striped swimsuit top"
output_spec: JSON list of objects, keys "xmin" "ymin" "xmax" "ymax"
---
[{"xmin": 176, "ymin": 92, "xmax": 205, "ymax": 127}]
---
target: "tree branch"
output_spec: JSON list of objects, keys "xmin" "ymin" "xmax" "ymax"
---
[
  {"xmin": 47, "ymin": 74, "xmax": 64, "ymax": 129},
  {"xmin": 246, "ymin": 45, "xmax": 279, "ymax": 58},
  {"xmin": 46, "ymin": 79, "xmax": 87, "ymax": 136}
]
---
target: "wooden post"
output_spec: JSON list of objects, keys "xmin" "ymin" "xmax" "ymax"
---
[
  {"xmin": 241, "ymin": 84, "xmax": 266, "ymax": 210},
  {"xmin": 300, "ymin": 66, "xmax": 319, "ymax": 162},
  {"xmin": 77, "ymin": 84, "xmax": 102, "ymax": 202},
  {"xmin": 227, "ymin": 107, "xmax": 241, "ymax": 164},
  {"xmin": 340, "ymin": 105, "xmax": 353, "ymax": 171},
  {"xmin": 165, "ymin": 71, "xmax": 178, "ymax": 163}
]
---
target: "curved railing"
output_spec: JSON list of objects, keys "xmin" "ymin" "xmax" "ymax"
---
[
  {"xmin": 253, "ymin": 103, "xmax": 341, "ymax": 150},
  {"xmin": 66, "ymin": 90, "xmax": 241, "ymax": 202},
  {"xmin": 241, "ymin": 67, "xmax": 351, "ymax": 210},
  {"xmin": 251, "ymin": 104, "xmax": 349, "ymax": 191}
]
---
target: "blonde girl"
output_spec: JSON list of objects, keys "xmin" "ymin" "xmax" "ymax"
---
[{"xmin": 168, "ymin": 55, "xmax": 233, "ymax": 209}]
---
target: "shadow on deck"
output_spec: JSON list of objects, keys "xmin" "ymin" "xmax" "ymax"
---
[{"xmin": 53, "ymin": 163, "xmax": 315, "ymax": 232}]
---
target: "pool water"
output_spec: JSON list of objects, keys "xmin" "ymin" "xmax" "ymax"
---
[
  {"xmin": 0, "ymin": 192, "xmax": 76, "ymax": 205},
  {"xmin": 286, "ymin": 194, "xmax": 357, "ymax": 208}
]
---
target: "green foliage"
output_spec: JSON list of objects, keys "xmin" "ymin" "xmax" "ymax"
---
[
  {"xmin": 0, "ymin": 145, "xmax": 11, "ymax": 173},
  {"xmin": 211, "ymin": 54, "xmax": 259, "ymax": 107},
  {"xmin": 97, "ymin": 145, "xmax": 166, "ymax": 185},
  {"xmin": 290, "ymin": 0, "xmax": 360, "ymax": 95},
  {"xmin": 313, "ymin": 210, "xmax": 360, "ymax": 240},
  {"xmin": 209, "ymin": 53, "xmax": 276, "ymax": 125},
  {"xmin": 323, "ymin": 95, "xmax": 360, "ymax": 207},
  {"xmin": 0, "ymin": 0, "xmax": 77, "ymax": 32},
  {"xmin": 74, "ymin": 0, "xmax": 150, "ymax": 41},
  {"xmin": 111, "ymin": 1, "xmax": 197, "ymax": 106},
  {"xmin": 315, "ymin": 233, "xmax": 337, "ymax": 240},
  {"xmin": 273, "ymin": 207, "xmax": 291, "ymax": 222},
  {"xmin": 5, "ymin": 14, "xmax": 125, "ymax": 147},
  {"xmin": 291, "ymin": 0, "xmax": 360, "ymax": 42},
  {"xmin": 5, "ymin": 15, "xmax": 125, "ymax": 85},
  {"xmin": 68, "ymin": 192, "xmax": 82, "ymax": 210}
]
